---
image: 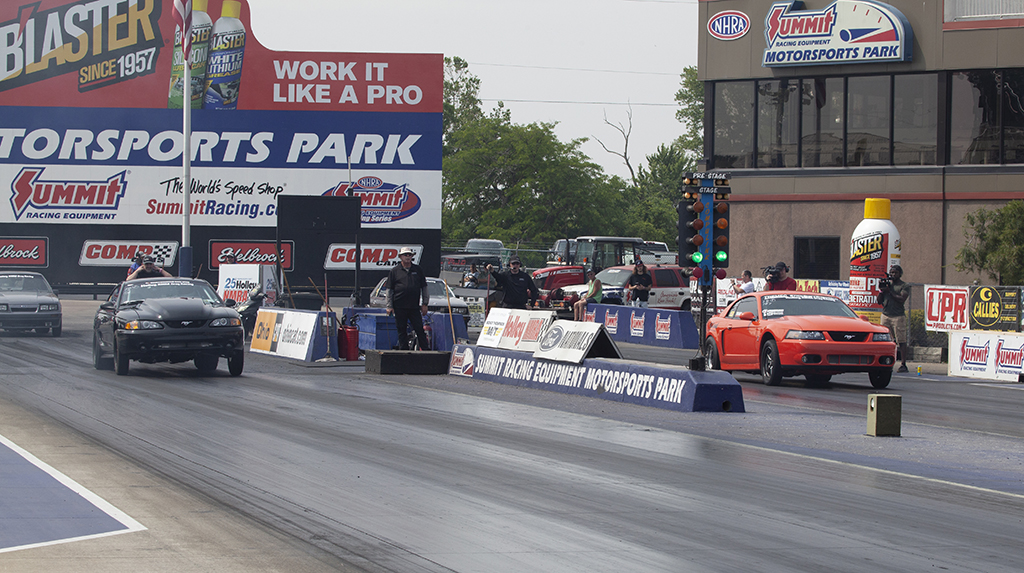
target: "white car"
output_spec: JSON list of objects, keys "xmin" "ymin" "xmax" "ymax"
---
[
  {"xmin": 369, "ymin": 277, "xmax": 471, "ymax": 324},
  {"xmin": 555, "ymin": 265, "xmax": 692, "ymax": 311}
]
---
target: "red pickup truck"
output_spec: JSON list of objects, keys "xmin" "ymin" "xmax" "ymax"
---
[{"xmin": 531, "ymin": 265, "xmax": 586, "ymax": 308}]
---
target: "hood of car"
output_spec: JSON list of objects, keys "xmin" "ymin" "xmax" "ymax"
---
[
  {"xmin": 0, "ymin": 292, "xmax": 59, "ymax": 305},
  {"xmin": 118, "ymin": 298, "xmax": 238, "ymax": 321},
  {"xmin": 764, "ymin": 314, "xmax": 887, "ymax": 332}
]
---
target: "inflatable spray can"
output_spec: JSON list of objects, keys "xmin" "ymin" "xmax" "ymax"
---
[
  {"xmin": 168, "ymin": 0, "xmax": 213, "ymax": 109},
  {"xmin": 205, "ymin": 0, "xmax": 246, "ymax": 110},
  {"xmin": 849, "ymin": 198, "xmax": 901, "ymax": 323}
]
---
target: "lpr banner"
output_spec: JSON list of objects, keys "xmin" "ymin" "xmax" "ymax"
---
[{"xmin": 925, "ymin": 285, "xmax": 970, "ymax": 332}]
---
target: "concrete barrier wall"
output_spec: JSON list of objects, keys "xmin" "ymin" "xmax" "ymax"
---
[{"xmin": 585, "ymin": 304, "xmax": 700, "ymax": 349}]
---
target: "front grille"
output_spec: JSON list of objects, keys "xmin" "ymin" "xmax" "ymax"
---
[
  {"xmin": 827, "ymin": 355, "xmax": 874, "ymax": 365},
  {"xmin": 828, "ymin": 331, "xmax": 867, "ymax": 342},
  {"xmin": 165, "ymin": 320, "xmax": 206, "ymax": 328},
  {"xmin": 10, "ymin": 306, "xmax": 36, "ymax": 313}
]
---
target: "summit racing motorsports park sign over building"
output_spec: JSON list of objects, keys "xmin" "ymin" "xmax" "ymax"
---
[{"xmin": 762, "ymin": 0, "xmax": 913, "ymax": 67}]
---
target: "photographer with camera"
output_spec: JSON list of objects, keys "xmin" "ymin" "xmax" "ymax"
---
[
  {"xmin": 763, "ymin": 262, "xmax": 797, "ymax": 291},
  {"xmin": 877, "ymin": 264, "xmax": 911, "ymax": 373}
]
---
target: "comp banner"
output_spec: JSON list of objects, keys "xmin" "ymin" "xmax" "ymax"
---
[
  {"xmin": 925, "ymin": 285, "xmax": 970, "ymax": 332},
  {"xmin": 586, "ymin": 304, "xmax": 700, "ymax": 349},
  {"xmin": 0, "ymin": 0, "xmax": 442, "ymax": 229},
  {"xmin": 968, "ymin": 286, "xmax": 1020, "ymax": 332},
  {"xmin": 948, "ymin": 330, "xmax": 1024, "ymax": 382},
  {"xmin": 323, "ymin": 244, "xmax": 423, "ymax": 271}
]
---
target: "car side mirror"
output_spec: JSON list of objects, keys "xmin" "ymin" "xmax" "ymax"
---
[
  {"xmin": 100, "ymin": 301, "xmax": 115, "ymax": 311},
  {"xmin": 859, "ymin": 315, "xmax": 870, "ymax": 321},
  {"xmin": 224, "ymin": 298, "xmax": 237, "ymax": 307},
  {"xmin": 739, "ymin": 311, "xmax": 756, "ymax": 321}
]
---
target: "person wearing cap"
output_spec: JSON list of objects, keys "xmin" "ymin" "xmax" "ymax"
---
[
  {"xmin": 222, "ymin": 252, "xmax": 238, "ymax": 265},
  {"xmin": 764, "ymin": 261, "xmax": 797, "ymax": 291},
  {"xmin": 627, "ymin": 261, "xmax": 652, "ymax": 307},
  {"xmin": 127, "ymin": 255, "xmax": 173, "ymax": 280},
  {"xmin": 574, "ymin": 268, "xmax": 603, "ymax": 321},
  {"xmin": 878, "ymin": 264, "xmax": 911, "ymax": 372},
  {"xmin": 126, "ymin": 252, "xmax": 146, "ymax": 278},
  {"xmin": 386, "ymin": 247, "xmax": 430, "ymax": 350},
  {"xmin": 486, "ymin": 256, "xmax": 538, "ymax": 310}
]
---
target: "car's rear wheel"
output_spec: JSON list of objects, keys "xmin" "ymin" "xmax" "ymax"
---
[
  {"xmin": 228, "ymin": 351, "xmax": 244, "ymax": 376},
  {"xmin": 114, "ymin": 342, "xmax": 129, "ymax": 376},
  {"xmin": 705, "ymin": 336, "xmax": 721, "ymax": 370},
  {"xmin": 93, "ymin": 333, "xmax": 113, "ymax": 370},
  {"xmin": 195, "ymin": 354, "xmax": 219, "ymax": 372},
  {"xmin": 681, "ymin": 299, "xmax": 692, "ymax": 311},
  {"xmin": 760, "ymin": 339, "xmax": 782, "ymax": 386},
  {"xmin": 869, "ymin": 369, "xmax": 892, "ymax": 389}
]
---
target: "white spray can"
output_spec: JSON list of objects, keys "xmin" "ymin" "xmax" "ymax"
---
[
  {"xmin": 849, "ymin": 198, "xmax": 901, "ymax": 323},
  {"xmin": 205, "ymin": 0, "xmax": 246, "ymax": 110},
  {"xmin": 168, "ymin": 0, "xmax": 213, "ymax": 109}
]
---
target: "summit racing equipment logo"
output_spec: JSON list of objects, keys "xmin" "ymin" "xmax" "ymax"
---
[
  {"xmin": 449, "ymin": 346, "xmax": 475, "ymax": 377},
  {"xmin": 763, "ymin": 0, "xmax": 913, "ymax": 67},
  {"xmin": 322, "ymin": 176, "xmax": 421, "ymax": 224},
  {"xmin": 0, "ymin": 0, "xmax": 162, "ymax": 93},
  {"xmin": 995, "ymin": 339, "xmax": 1024, "ymax": 374},
  {"xmin": 10, "ymin": 167, "xmax": 126, "ymax": 221},
  {"xmin": 630, "ymin": 311, "xmax": 645, "ymax": 337},
  {"xmin": 604, "ymin": 309, "xmax": 619, "ymax": 335},
  {"xmin": 958, "ymin": 338, "xmax": 989, "ymax": 372}
]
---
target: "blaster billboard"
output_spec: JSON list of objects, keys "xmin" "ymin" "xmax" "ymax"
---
[{"xmin": 0, "ymin": 0, "xmax": 441, "ymax": 230}]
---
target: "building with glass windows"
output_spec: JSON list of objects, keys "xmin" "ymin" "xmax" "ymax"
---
[{"xmin": 698, "ymin": 0, "xmax": 1024, "ymax": 286}]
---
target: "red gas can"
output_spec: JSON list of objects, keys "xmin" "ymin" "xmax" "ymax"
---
[{"xmin": 339, "ymin": 326, "xmax": 360, "ymax": 361}]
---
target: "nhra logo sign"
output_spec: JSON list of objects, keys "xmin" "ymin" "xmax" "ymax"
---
[
  {"xmin": 708, "ymin": 11, "xmax": 750, "ymax": 40},
  {"xmin": 0, "ymin": 236, "xmax": 46, "ymax": 266},
  {"xmin": 79, "ymin": 240, "xmax": 177, "ymax": 267},
  {"xmin": 10, "ymin": 167, "xmax": 127, "ymax": 221},
  {"xmin": 322, "ymin": 176, "xmax": 422, "ymax": 224},
  {"xmin": 763, "ymin": 0, "xmax": 913, "ymax": 67}
]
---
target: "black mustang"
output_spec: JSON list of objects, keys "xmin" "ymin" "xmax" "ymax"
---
[{"xmin": 93, "ymin": 277, "xmax": 245, "ymax": 376}]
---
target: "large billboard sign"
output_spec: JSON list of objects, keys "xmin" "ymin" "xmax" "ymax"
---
[
  {"xmin": 0, "ymin": 0, "xmax": 442, "ymax": 230},
  {"xmin": 762, "ymin": 0, "xmax": 913, "ymax": 67}
]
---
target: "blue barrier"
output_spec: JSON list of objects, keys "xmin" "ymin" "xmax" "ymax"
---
[
  {"xmin": 349, "ymin": 308, "xmax": 467, "ymax": 351},
  {"xmin": 585, "ymin": 304, "xmax": 700, "ymax": 349},
  {"xmin": 449, "ymin": 344, "xmax": 744, "ymax": 413}
]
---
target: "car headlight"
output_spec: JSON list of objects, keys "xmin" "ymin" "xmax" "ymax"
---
[
  {"xmin": 873, "ymin": 332, "xmax": 893, "ymax": 342},
  {"xmin": 39, "ymin": 303, "xmax": 59, "ymax": 312},
  {"xmin": 211, "ymin": 317, "xmax": 242, "ymax": 327},
  {"xmin": 124, "ymin": 320, "xmax": 163, "ymax": 330},
  {"xmin": 0, "ymin": 304, "xmax": 7, "ymax": 311},
  {"xmin": 785, "ymin": 330, "xmax": 825, "ymax": 340}
]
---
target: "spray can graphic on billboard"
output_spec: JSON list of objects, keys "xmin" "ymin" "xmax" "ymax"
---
[
  {"xmin": 168, "ymin": 0, "xmax": 213, "ymax": 109},
  {"xmin": 205, "ymin": 0, "xmax": 246, "ymax": 110},
  {"xmin": 849, "ymin": 198, "xmax": 901, "ymax": 323}
]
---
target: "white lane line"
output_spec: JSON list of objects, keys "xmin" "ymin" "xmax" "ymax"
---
[{"xmin": 0, "ymin": 432, "xmax": 146, "ymax": 554}]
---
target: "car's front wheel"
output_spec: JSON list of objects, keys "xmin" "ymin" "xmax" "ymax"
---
[
  {"xmin": 869, "ymin": 369, "xmax": 892, "ymax": 389},
  {"xmin": 114, "ymin": 341, "xmax": 129, "ymax": 376},
  {"xmin": 228, "ymin": 351, "xmax": 244, "ymax": 376},
  {"xmin": 93, "ymin": 333, "xmax": 113, "ymax": 370},
  {"xmin": 760, "ymin": 339, "xmax": 782, "ymax": 386}
]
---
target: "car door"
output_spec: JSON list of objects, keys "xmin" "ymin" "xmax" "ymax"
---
[
  {"xmin": 651, "ymin": 268, "xmax": 684, "ymax": 308},
  {"xmin": 717, "ymin": 296, "xmax": 760, "ymax": 368}
]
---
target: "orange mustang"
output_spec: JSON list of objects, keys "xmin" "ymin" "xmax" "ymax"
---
[{"xmin": 705, "ymin": 292, "xmax": 897, "ymax": 388}]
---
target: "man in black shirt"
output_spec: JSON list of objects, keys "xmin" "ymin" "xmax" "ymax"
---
[
  {"xmin": 127, "ymin": 255, "xmax": 172, "ymax": 280},
  {"xmin": 386, "ymin": 247, "xmax": 430, "ymax": 350},
  {"xmin": 486, "ymin": 256, "xmax": 538, "ymax": 309},
  {"xmin": 627, "ymin": 261, "xmax": 653, "ymax": 307}
]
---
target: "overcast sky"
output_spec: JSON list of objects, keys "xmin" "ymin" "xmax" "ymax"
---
[{"xmin": 247, "ymin": 0, "xmax": 700, "ymax": 181}]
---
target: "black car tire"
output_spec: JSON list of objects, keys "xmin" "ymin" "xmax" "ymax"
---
[
  {"xmin": 681, "ymin": 299, "xmax": 692, "ymax": 311},
  {"xmin": 114, "ymin": 342, "xmax": 130, "ymax": 376},
  {"xmin": 51, "ymin": 326, "xmax": 61, "ymax": 337},
  {"xmin": 705, "ymin": 336, "xmax": 721, "ymax": 370},
  {"xmin": 93, "ymin": 334, "xmax": 113, "ymax": 370},
  {"xmin": 760, "ymin": 339, "xmax": 782, "ymax": 386},
  {"xmin": 228, "ymin": 351, "xmax": 244, "ymax": 377},
  {"xmin": 869, "ymin": 369, "xmax": 892, "ymax": 389},
  {"xmin": 805, "ymin": 373, "xmax": 832, "ymax": 385},
  {"xmin": 195, "ymin": 354, "xmax": 219, "ymax": 372}
]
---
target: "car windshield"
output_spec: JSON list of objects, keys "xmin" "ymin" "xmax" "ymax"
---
[
  {"xmin": 759, "ymin": 294, "xmax": 858, "ymax": 319},
  {"xmin": 427, "ymin": 280, "xmax": 455, "ymax": 299},
  {"xmin": 0, "ymin": 275, "xmax": 52, "ymax": 294},
  {"xmin": 595, "ymin": 268, "xmax": 632, "ymax": 288},
  {"xmin": 120, "ymin": 280, "xmax": 221, "ymax": 305}
]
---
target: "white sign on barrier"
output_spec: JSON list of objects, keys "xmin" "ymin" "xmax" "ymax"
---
[
  {"xmin": 534, "ymin": 320, "xmax": 607, "ymax": 364},
  {"xmin": 477, "ymin": 308, "xmax": 512, "ymax": 348},
  {"xmin": 249, "ymin": 308, "xmax": 319, "ymax": 361},
  {"xmin": 496, "ymin": 309, "xmax": 556, "ymax": 353},
  {"xmin": 948, "ymin": 330, "xmax": 1024, "ymax": 382}
]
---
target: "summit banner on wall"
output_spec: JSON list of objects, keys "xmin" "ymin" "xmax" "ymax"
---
[{"xmin": 0, "ymin": 0, "xmax": 441, "ymax": 229}]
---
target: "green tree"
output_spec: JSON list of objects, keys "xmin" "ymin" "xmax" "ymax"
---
[
  {"xmin": 631, "ymin": 143, "xmax": 695, "ymax": 247},
  {"xmin": 955, "ymin": 200, "xmax": 1024, "ymax": 285},
  {"xmin": 443, "ymin": 106, "xmax": 626, "ymax": 248},
  {"xmin": 674, "ymin": 65, "xmax": 704, "ymax": 162},
  {"xmin": 443, "ymin": 56, "xmax": 484, "ymax": 156}
]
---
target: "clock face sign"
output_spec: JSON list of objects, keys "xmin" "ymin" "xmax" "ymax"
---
[{"xmin": 761, "ymin": 0, "xmax": 913, "ymax": 67}]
